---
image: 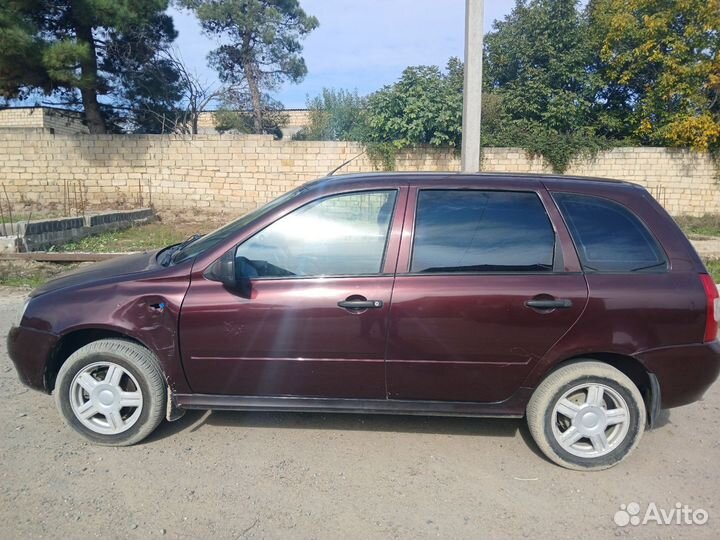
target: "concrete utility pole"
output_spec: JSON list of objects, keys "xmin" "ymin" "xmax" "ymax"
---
[{"xmin": 461, "ymin": 0, "xmax": 484, "ymax": 173}]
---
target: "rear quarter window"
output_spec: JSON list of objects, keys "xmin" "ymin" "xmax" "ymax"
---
[{"xmin": 553, "ymin": 192, "xmax": 667, "ymax": 273}]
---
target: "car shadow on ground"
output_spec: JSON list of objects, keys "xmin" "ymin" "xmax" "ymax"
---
[
  {"xmin": 145, "ymin": 408, "xmax": 524, "ymax": 444},
  {"xmin": 145, "ymin": 406, "xmax": 672, "ymax": 464}
]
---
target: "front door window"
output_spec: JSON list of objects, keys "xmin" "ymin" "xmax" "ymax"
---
[{"xmin": 236, "ymin": 190, "xmax": 398, "ymax": 278}]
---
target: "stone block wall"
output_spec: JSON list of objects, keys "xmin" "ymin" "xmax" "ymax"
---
[{"xmin": 0, "ymin": 131, "xmax": 717, "ymax": 217}]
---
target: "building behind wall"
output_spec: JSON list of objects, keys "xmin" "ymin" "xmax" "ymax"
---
[
  {"xmin": 196, "ymin": 109, "xmax": 311, "ymax": 139},
  {"xmin": 0, "ymin": 107, "xmax": 89, "ymax": 135},
  {"xmin": 0, "ymin": 106, "xmax": 311, "ymax": 139}
]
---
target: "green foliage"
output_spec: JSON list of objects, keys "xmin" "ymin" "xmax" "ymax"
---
[
  {"xmin": 704, "ymin": 259, "xmax": 720, "ymax": 282},
  {"xmin": 213, "ymin": 108, "xmax": 287, "ymax": 138},
  {"xmin": 485, "ymin": 0, "xmax": 597, "ymax": 133},
  {"xmin": 355, "ymin": 1, "xmax": 615, "ymax": 173},
  {"xmin": 358, "ymin": 58, "xmax": 464, "ymax": 169},
  {"xmin": 59, "ymin": 223, "xmax": 186, "ymax": 253},
  {"xmin": 589, "ymin": 0, "xmax": 720, "ymax": 151},
  {"xmin": 213, "ymin": 87, "xmax": 288, "ymax": 137},
  {"xmin": 364, "ymin": 142, "xmax": 400, "ymax": 172},
  {"xmin": 0, "ymin": 0, "xmax": 179, "ymax": 133},
  {"xmin": 364, "ymin": 58, "xmax": 464, "ymax": 149},
  {"xmin": 483, "ymin": 0, "xmax": 612, "ymax": 172},
  {"xmin": 101, "ymin": 17, "xmax": 185, "ymax": 134},
  {"xmin": 675, "ymin": 214, "xmax": 720, "ymax": 239},
  {"xmin": 479, "ymin": 93, "xmax": 505, "ymax": 139},
  {"xmin": 179, "ymin": 0, "xmax": 318, "ymax": 134},
  {"xmin": 118, "ymin": 57, "xmax": 185, "ymax": 134},
  {"xmin": 294, "ymin": 88, "xmax": 367, "ymax": 141},
  {"xmin": 305, "ymin": 1, "xmax": 618, "ymax": 173},
  {"xmin": 0, "ymin": 261, "xmax": 78, "ymax": 288},
  {"xmin": 43, "ymin": 40, "xmax": 93, "ymax": 85},
  {"xmin": 0, "ymin": 2, "xmax": 50, "ymax": 96},
  {"xmin": 486, "ymin": 121, "xmax": 613, "ymax": 173},
  {"xmin": 343, "ymin": 58, "xmax": 511, "ymax": 170}
]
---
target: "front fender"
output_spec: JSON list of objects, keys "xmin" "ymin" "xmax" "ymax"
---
[{"xmin": 21, "ymin": 273, "xmax": 192, "ymax": 393}]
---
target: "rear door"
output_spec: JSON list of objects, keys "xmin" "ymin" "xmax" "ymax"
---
[{"xmin": 385, "ymin": 180, "xmax": 589, "ymax": 403}]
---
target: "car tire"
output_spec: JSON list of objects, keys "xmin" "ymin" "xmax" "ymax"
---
[
  {"xmin": 526, "ymin": 360, "xmax": 645, "ymax": 471},
  {"xmin": 54, "ymin": 338, "xmax": 166, "ymax": 446}
]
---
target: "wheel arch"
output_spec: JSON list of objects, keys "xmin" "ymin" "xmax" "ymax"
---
[
  {"xmin": 539, "ymin": 352, "xmax": 659, "ymax": 426},
  {"xmin": 45, "ymin": 327, "xmax": 151, "ymax": 392}
]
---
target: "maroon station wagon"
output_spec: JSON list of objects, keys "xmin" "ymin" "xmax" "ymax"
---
[{"xmin": 8, "ymin": 173, "xmax": 720, "ymax": 470}]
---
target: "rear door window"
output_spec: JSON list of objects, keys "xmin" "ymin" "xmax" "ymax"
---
[
  {"xmin": 410, "ymin": 190, "xmax": 555, "ymax": 273},
  {"xmin": 553, "ymin": 192, "xmax": 667, "ymax": 273}
]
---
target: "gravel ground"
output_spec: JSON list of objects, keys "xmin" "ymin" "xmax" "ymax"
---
[{"xmin": 0, "ymin": 288, "xmax": 718, "ymax": 540}]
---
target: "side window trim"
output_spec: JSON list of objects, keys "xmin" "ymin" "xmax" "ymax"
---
[
  {"xmin": 234, "ymin": 188, "xmax": 400, "ymax": 281},
  {"xmin": 552, "ymin": 191, "xmax": 668, "ymax": 274},
  {"xmin": 406, "ymin": 188, "xmax": 560, "ymax": 276}
]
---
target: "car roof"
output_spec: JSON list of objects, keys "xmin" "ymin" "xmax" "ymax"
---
[{"xmin": 303, "ymin": 171, "xmax": 644, "ymax": 192}]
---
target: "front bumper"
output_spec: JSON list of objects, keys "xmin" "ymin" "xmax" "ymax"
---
[
  {"xmin": 637, "ymin": 340, "xmax": 720, "ymax": 409},
  {"xmin": 7, "ymin": 325, "xmax": 59, "ymax": 393}
]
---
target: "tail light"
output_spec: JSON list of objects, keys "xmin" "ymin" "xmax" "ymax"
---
[{"xmin": 700, "ymin": 273, "xmax": 719, "ymax": 342}]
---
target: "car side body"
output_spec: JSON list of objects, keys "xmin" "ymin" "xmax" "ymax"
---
[{"xmin": 8, "ymin": 172, "xmax": 720, "ymax": 468}]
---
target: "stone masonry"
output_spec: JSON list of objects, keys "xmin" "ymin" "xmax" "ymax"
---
[{"xmin": 0, "ymin": 130, "xmax": 717, "ymax": 217}]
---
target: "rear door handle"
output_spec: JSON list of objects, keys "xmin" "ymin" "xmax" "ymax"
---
[
  {"xmin": 337, "ymin": 299, "xmax": 384, "ymax": 310},
  {"xmin": 525, "ymin": 299, "xmax": 573, "ymax": 310}
]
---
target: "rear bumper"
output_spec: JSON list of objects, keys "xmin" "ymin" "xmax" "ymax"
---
[
  {"xmin": 636, "ymin": 340, "xmax": 720, "ymax": 409},
  {"xmin": 7, "ymin": 325, "xmax": 59, "ymax": 393}
]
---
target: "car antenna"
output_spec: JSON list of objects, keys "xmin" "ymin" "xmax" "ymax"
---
[{"xmin": 326, "ymin": 150, "xmax": 366, "ymax": 176}]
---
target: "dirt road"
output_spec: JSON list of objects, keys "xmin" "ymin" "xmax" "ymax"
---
[{"xmin": 0, "ymin": 288, "xmax": 718, "ymax": 540}]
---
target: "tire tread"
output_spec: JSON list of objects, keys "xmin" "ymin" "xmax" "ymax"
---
[
  {"xmin": 526, "ymin": 360, "xmax": 645, "ymax": 471},
  {"xmin": 54, "ymin": 338, "xmax": 166, "ymax": 446}
]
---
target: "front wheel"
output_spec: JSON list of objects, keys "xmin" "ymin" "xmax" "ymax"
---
[
  {"xmin": 526, "ymin": 361, "xmax": 646, "ymax": 470},
  {"xmin": 54, "ymin": 339, "xmax": 166, "ymax": 446}
]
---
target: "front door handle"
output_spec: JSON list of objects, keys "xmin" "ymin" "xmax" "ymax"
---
[
  {"xmin": 337, "ymin": 299, "xmax": 384, "ymax": 310},
  {"xmin": 525, "ymin": 298, "xmax": 573, "ymax": 310}
]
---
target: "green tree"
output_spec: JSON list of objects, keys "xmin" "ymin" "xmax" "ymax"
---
[
  {"xmin": 102, "ymin": 24, "xmax": 185, "ymax": 134},
  {"xmin": 589, "ymin": 0, "xmax": 720, "ymax": 151},
  {"xmin": 483, "ymin": 0, "xmax": 610, "ymax": 171},
  {"xmin": 485, "ymin": 0, "xmax": 597, "ymax": 133},
  {"xmin": 294, "ymin": 88, "xmax": 366, "ymax": 141},
  {"xmin": 364, "ymin": 57, "xmax": 464, "ymax": 150},
  {"xmin": 117, "ymin": 57, "xmax": 184, "ymax": 134},
  {"xmin": 179, "ymin": 0, "xmax": 318, "ymax": 134},
  {"xmin": 0, "ymin": 0, "xmax": 178, "ymax": 133},
  {"xmin": 358, "ymin": 58, "xmax": 504, "ymax": 168},
  {"xmin": 213, "ymin": 87, "xmax": 287, "ymax": 137},
  {"xmin": 125, "ymin": 47, "xmax": 221, "ymax": 134}
]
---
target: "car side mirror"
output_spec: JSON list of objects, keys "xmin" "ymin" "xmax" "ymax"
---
[{"xmin": 205, "ymin": 249, "xmax": 252, "ymax": 297}]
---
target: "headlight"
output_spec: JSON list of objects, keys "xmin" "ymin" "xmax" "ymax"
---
[{"xmin": 18, "ymin": 299, "xmax": 30, "ymax": 325}]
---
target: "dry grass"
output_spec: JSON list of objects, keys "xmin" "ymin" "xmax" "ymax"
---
[
  {"xmin": 675, "ymin": 214, "xmax": 720, "ymax": 239},
  {"xmin": 0, "ymin": 260, "xmax": 82, "ymax": 288},
  {"xmin": 58, "ymin": 217, "xmax": 226, "ymax": 253}
]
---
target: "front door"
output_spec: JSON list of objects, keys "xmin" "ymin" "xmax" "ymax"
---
[
  {"xmin": 386, "ymin": 187, "xmax": 588, "ymax": 403},
  {"xmin": 180, "ymin": 188, "xmax": 404, "ymax": 399}
]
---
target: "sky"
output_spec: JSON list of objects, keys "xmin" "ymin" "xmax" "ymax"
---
[{"xmin": 170, "ymin": 0, "xmax": 518, "ymax": 109}]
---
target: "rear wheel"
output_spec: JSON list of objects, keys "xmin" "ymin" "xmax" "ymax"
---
[
  {"xmin": 54, "ymin": 339, "xmax": 166, "ymax": 446},
  {"xmin": 526, "ymin": 361, "xmax": 645, "ymax": 470}
]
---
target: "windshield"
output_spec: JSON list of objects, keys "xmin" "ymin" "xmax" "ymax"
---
[{"xmin": 171, "ymin": 185, "xmax": 307, "ymax": 264}]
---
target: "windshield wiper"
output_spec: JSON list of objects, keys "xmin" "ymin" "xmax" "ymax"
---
[{"xmin": 166, "ymin": 234, "xmax": 202, "ymax": 265}]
